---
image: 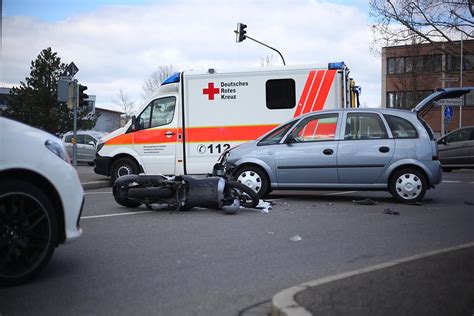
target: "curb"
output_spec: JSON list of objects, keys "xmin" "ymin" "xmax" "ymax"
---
[
  {"xmin": 271, "ymin": 242, "xmax": 474, "ymax": 316},
  {"xmin": 82, "ymin": 180, "xmax": 112, "ymax": 191}
]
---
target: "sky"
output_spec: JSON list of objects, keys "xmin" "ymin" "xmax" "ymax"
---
[{"xmin": 1, "ymin": 0, "xmax": 382, "ymax": 111}]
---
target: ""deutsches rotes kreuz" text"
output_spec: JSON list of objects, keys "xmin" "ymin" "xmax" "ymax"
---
[{"xmin": 220, "ymin": 81, "xmax": 248, "ymax": 100}]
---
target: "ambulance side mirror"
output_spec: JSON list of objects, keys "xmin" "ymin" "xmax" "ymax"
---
[{"xmin": 131, "ymin": 115, "xmax": 138, "ymax": 130}]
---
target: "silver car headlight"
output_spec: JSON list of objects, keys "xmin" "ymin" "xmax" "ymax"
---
[{"xmin": 45, "ymin": 139, "xmax": 70, "ymax": 163}]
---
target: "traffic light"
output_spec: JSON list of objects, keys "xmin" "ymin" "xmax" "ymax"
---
[
  {"xmin": 236, "ymin": 23, "xmax": 247, "ymax": 43},
  {"xmin": 79, "ymin": 84, "xmax": 88, "ymax": 107}
]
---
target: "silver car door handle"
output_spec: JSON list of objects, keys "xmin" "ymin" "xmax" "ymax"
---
[{"xmin": 323, "ymin": 149, "xmax": 334, "ymax": 155}]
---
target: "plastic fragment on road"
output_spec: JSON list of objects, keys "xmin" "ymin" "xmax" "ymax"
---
[
  {"xmin": 290, "ymin": 235, "xmax": 302, "ymax": 242},
  {"xmin": 384, "ymin": 208, "xmax": 400, "ymax": 216},
  {"xmin": 352, "ymin": 198, "xmax": 378, "ymax": 205},
  {"xmin": 254, "ymin": 200, "xmax": 273, "ymax": 213}
]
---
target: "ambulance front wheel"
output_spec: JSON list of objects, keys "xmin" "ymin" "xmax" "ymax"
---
[
  {"xmin": 234, "ymin": 166, "xmax": 269, "ymax": 199},
  {"xmin": 111, "ymin": 157, "xmax": 139, "ymax": 182}
]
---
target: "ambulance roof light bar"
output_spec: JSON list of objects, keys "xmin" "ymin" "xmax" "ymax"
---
[
  {"xmin": 161, "ymin": 72, "xmax": 181, "ymax": 85},
  {"xmin": 328, "ymin": 62, "xmax": 346, "ymax": 70}
]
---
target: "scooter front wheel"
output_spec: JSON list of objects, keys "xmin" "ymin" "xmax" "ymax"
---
[{"xmin": 225, "ymin": 181, "xmax": 259, "ymax": 208}]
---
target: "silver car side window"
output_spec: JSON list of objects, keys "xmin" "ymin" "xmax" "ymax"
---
[
  {"xmin": 344, "ymin": 113, "xmax": 388, "ymax": 140},
  {"xmin": 383, "ymin": 114, "xmax": 418, "ymax": 139},
  {"xmin": 292, "ymin": 114, "xmax": 338, "ymax": 142}
]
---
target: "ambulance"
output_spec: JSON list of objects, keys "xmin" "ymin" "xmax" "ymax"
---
[{"xmin": 94, "ymin": 62, "xmax": 360, "ymax": 181}]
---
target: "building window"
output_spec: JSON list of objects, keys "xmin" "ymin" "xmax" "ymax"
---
[
  {"xmin": 387, "ymin": 57, "xmax": 404, "ymax": 74},
  {"xmin": 386, "ymin": 90, "xmax": 432, "ymax": 109},
  {"xmin": 266, "ymin": 79, "xmax": 296, "ymax": 109},
  {"xmin": 387, "ymin": 55, "xmax": 442, "ymax": 74},
  {"xmin": 422, "ymin": 55, "xmax": 442, "ymax": 72},
  {"xmin": 448, "ymin": 54, "xmax": 474, "ymax": 71}
]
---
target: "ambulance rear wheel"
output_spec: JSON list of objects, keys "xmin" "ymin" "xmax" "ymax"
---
[
  {"xmin": 111, "ymin": 157, "xmax": 139, "ymax": 182},
  {"xmin": 234, "ymin": 166, "xmax": 269, "ymax": 199}
]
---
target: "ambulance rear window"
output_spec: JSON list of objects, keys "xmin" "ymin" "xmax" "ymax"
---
[{"xmin": 266, "ymin": 79, "xmax": 296, "ymax": 110}]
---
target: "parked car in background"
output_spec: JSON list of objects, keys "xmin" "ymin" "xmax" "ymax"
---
[
  {"xmin": 437, "ymin": 126, "xmax": 474, "ymax": 171},
  {"xmin": 62, "ymin": 131, "xmax": 106, "ymax": 165},
  {"xmin": 214, "ymin": 107, "xmax": 442, "ymax": 204},
  {"xmin": 0, "ymin": 117, "xmax": 84, "ymax": 286}
]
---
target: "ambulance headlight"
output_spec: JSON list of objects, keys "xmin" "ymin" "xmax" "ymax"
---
[{"xmin": 96, "ymin": 140, "xmax": 105, "ymax": 153}]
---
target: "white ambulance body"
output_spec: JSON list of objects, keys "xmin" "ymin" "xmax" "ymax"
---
[{"xmin": 94, "ymin": 62, "xmax": 359, "ymax": 180}]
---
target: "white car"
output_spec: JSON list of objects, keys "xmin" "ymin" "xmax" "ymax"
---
[{"xmin": 0, "ymin": 117, "xmax": 84, "ymax": 286}]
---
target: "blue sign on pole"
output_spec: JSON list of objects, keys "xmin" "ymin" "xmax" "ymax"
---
[{"xmin": 444, "ymin": 106, "xmax": 454, "ymax": 120}]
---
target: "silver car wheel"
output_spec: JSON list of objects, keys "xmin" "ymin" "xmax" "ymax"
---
[
  {"xmin": 395, "ymin": 173, "xmax": 422, "ymax": 200},
  {"xmin": 237, "ymin": 171, "xmax": 262, "ymax": 193}
]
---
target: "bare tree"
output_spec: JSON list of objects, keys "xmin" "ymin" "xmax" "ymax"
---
[
  {"xmin": 260, "ymin": 54, "xmax": 275, "ymax": 67},
  {"xmin": 142, "ymin": 64, "xmax": 178, "ymax": 99},
  {"xmin": 370, "ymin": 0, "xmax": 474, "ymax": 59},
  {"xmin": 114, "ymin": 89, "xmax": 136, "ymax": 125}
]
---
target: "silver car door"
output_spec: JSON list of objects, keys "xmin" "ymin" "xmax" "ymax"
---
[
  {"xmin": 274, "ymin": 113, "xmax": 339, "ymax": 187},
  {"xmin": 337, "ymin": 112, "xmax": 394, "ymax": 184}
]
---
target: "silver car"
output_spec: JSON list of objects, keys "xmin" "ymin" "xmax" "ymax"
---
[
  {"xmin": 215, "ymin": 88, "xmax": 474, "ymax": 203},
  {"xmin": 62, "ymin": 131, "xmax": 106, "ymax": 165},
  {"xmin": 437, "ymin": 126, "xmax": 474, "ymax": 171}
]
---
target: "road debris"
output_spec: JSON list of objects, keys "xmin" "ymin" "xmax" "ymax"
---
[
  {"xmin": 289, "ymin": 235, "xmax": 302, "ymax": 242},
  {"xmin": 352, "ymin": 198, "xmax": 378, "ymax": 205},
  {"xmin": 464, "ymin": 200, "xmax": 474, "ymax": 205},
  {"xmin": 255, "ymin": 200, "xmax": 273, "ymax": 213},
  {"xmin": 384, "ymin": 208, "xmax": 400, "ymax": 216}
]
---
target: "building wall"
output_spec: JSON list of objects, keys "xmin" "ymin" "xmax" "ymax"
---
[
  {"xmin": 94, "ymin": 108, "xmax": 122, "ymax": 132},
  {"xmin": 381, "ymin": 40, "xmax": 474, "ymax": 135}
]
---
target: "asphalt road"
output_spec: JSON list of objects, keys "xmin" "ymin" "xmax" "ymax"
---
[{"xmin": 1, "ymin": 170, "xmax": 473, "ymax": 315}]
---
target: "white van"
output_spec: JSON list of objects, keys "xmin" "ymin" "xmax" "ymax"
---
[{"xmin": 94, "ymin": 62, "xmax": 360, "ymax": 180}]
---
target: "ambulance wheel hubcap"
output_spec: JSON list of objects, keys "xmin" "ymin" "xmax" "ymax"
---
[
  {"xmin": 237, "ymin": 171, "xmax": 261, "ymax": 193},
  {"xmin": 117, "ymin": 165, "xmax": 133, "ymax": 177}
]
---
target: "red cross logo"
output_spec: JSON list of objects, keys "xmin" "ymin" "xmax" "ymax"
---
[{"xmin": 203, "ymin": 82, "xmax": 220, "ymax": 100}]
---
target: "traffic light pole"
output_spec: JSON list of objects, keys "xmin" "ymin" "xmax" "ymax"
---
[
  {"xmin": 72, "ymin": 79, "xmax": 78, "ymax": 168},
  {"xmin": 244, "ymin": 35, "xmax": 286, "ymax": 66}
]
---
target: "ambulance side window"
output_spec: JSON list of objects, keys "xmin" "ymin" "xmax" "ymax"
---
[
  {"xmin": 137, "ymin": 105, "xmax": 152, "ymax": 130},
  {"xmin": 135, "ymin": 97, "xmax": 176, "ymax": 130},
  {"xmin": 266, "ymin": 79, "xmax": 296, "ymax": 110},
  {"xmin": 150, "ymin": 97, "xmax": 176, "ymax": 128}
]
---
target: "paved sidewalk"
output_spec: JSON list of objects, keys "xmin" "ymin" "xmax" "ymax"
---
[
  {"xmin": 272, "ymin": 243, "xmax": 474, "ymax": 316},
  {"xmin": 76, "ymin": 164, "xmax": 111, "ymax": 190}
]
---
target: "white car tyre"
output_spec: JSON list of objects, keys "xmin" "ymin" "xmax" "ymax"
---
[{"xmin": 0, "ymin": 179, "xmax": 58, "ymax": 286}]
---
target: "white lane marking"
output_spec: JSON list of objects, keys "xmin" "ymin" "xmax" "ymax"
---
[
  {"xmin": 81, "ymin": 210, "xmax": 153, "ymax": 219},
  {"xmin": 442, "ymin": 180, "xmax": 461, "ymax": 183}
]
